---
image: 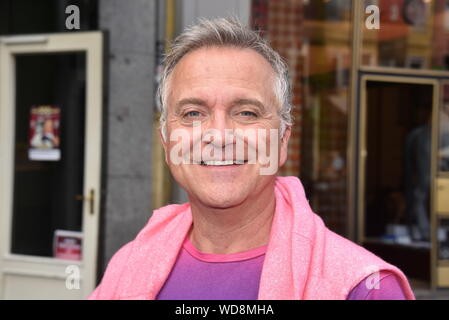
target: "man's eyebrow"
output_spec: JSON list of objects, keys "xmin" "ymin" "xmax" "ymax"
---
[
  {"xmin": 174, "ymin": 97, "xmax": 267, "ymax": 111},
  {"xmin": 232, "ymin": 98, "xmax": 267, "ymax": 111},
  {"xmin": 175, "ymin": 98, "xmax": 208, "ymax": 110}
]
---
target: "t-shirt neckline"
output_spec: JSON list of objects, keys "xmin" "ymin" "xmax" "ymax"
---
[{"xmin": 183, "ymin": 237, "xmax": 267, "ymax": 263}]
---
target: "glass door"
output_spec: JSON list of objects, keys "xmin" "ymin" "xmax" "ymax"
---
[
  {"xmin": 0, "ymin": 32, "xmax": 103, "ymax": 299},
  {"xmin": 357, "ymin": 74, "xmax": 442, "ymax": 288}
]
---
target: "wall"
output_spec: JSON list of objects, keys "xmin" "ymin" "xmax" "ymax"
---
[
  {"xmin": 99, "ymin": 0, "xmax": 156, "ymax": 273},
  {"xmin": 179, "ymin": 0, "xmax": 250, "ymax": 31}
]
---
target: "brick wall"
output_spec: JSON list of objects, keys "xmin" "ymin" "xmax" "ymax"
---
[
  {"xmin": 251, "ymin": 0, "xmax": 350, "ymax": 236},
  {"xmin": 252, "ymin": 0, "xmax": 304, "ymax": 177}
]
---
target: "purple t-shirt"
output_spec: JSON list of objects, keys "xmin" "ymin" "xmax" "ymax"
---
[{"xmin": 156, "ymin": 237, "xmax": 407, "ymax": 300}]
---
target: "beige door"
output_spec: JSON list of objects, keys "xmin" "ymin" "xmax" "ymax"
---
[{"xmin": 0, "ymin": 32, "xmax": 103, "ymax": 299}]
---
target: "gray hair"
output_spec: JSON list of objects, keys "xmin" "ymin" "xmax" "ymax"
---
[{"xmin": 157, "ymin": 17, "xmax": 292, "ymax": 139}]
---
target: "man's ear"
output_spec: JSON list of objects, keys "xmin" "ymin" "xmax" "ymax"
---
[
  {"xmin": 279, "ymin": 126, "xmax": 291, "ymax": 168},
  {"xmin": 158, "ymin": 127, "xmax": 169, "ymax": 164}
]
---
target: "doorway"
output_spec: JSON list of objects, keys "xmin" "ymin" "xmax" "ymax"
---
[
  {"xmin": 356, "ymin": 74, "xmax": 448, "ymax": 288},
  {"xmin": 0, "ymin": 32, "xmax": 103, "ymax": 299},
  {"xmin": 362, "ymin": 80, "xmax": 434, "ymax": 282}
]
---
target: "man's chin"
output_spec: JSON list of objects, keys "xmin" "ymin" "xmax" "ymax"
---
[{"xmin": 193, "ymin": 191, "xmax": 247, "ymax": 210}]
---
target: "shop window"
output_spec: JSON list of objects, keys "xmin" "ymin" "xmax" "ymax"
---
[
  {"xmin": 363, "ymin": 0, "xmax": 449, "ymax": 71},
  {"xmin": 251, "ymin": 0, "xmax": 352, "ymax": 236}
]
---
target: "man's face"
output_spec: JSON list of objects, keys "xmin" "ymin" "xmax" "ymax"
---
[{"xmin": 161, "ymin": 47, "xmax": 290, "ymax": 209}]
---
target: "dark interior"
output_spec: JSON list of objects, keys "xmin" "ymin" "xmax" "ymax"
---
[
  {"xmin": 11, "ymin": 53, "xmax": 86, "ymax": 257},
  {"xmin": 363, "ymin": 81, "xmax": 433, "ymax": 282}
]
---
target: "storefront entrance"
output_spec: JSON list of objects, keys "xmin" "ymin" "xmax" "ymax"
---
[
  {"xmin": 357, "ymin": 74, "xmax": 449, "ymax": 289},
  {"xmin": 0, "ymin": 32, "xmax": 103, "ymax": 299}
]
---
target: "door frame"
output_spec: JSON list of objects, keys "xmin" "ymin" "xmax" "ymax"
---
[
  {"xmin": 357, "ymin": 71, "xmax": 445, "ymax": 289},
  {"xmin": 0, "ymin": 32, "xmax": 103, "ymax": 299}
]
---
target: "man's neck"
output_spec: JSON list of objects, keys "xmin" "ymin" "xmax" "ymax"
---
[{"xmin": 188, "ymin": 181, "xmax": 276, "ymax": 255}]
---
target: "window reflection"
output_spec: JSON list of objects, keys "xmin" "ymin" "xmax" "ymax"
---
[
  {"xmin": 364, "ymin": 82, "xmax": 433, "ymax": 245},
  {"xmin": 251, "ymin": 0, "xmax": 352, "ymax": 235},
  {"xmin": 363, "ymin": 0, "xmax": 449, "ymax": 71},
  {"xmin": 404, "ymin": 105, "xmax": 432, "ymax": 242}
]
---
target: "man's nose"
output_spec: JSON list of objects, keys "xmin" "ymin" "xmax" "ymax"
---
[{"xmin": 203, "ymin": 110, "xmax": 234, "ymax": 146}]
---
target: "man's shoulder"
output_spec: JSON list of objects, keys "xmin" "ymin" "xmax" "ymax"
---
[
  {"xmin": 301, "ymin": 212, "xmax": 384, "ymax": 265},
  {"xmin": 91, "ymin": 202, "xmax": 193, "ymax": 299},
  {"xmin": 319, "ymin": 222, "xmax": 413, "ymax": 296},
  {"xmin": 105, "ymin": 203, "xmax": 191, "ymax": 269},
  {"xmin": 307, "ymin": 214, "xmax": 400, "ymax": 279},
  {"xmin": 299, "ymin": 216, "xmax": 414, "ymax": 299},
  {"xmin": 321, "ymin": 226, "xmax": 388, "ymax": 267}
]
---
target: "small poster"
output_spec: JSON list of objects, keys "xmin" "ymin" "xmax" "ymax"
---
[
  {"xmin": 28, "ymin": 105, "xmax": 61, "ymax": 161},
  {"xmin": 53, "ymin": 230, "xmax": 83, "ymax": 261},
  {"xmin": 380, "ymin": 0, "xmax": 406, "ymax": 24}
]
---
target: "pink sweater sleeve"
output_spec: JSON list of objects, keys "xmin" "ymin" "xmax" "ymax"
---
[{"xmin": 87, "ymin": 241, "xmax": 135, "ymax": 300}]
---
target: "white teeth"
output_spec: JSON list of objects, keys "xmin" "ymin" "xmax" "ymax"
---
[
  {"xmin": 200, "ymin": 160, "xmax": 247, "ymax": 166},
  {"xmin": 203, "ymin": 160, "xmax": 234, "ymax": 166}
]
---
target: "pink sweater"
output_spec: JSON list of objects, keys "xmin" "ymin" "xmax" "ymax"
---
[{"xmin": 89, "ymin": 176, "xmax": 415, "ymax": 300}]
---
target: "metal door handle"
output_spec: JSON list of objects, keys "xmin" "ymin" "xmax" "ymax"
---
[{"xmin": 75, "ymin": 189, "xmax": 95, "ymax": 215}]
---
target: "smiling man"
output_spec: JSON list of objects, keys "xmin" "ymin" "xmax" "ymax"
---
[{"xmin": 89, "ymin": 18, "xmax": 415, "ymax": 300}]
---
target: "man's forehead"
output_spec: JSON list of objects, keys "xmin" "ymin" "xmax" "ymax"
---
[
  {"xmin": 170, "ymin": 46, "xmax": 276, "ymax": 82},
  {"xmin": 167, "ymin": 47, "xmax": 277, "ymax": 106}
]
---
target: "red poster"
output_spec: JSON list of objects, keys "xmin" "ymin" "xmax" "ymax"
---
[
  {"xmin": 380, "ymin": 0, "xmax": 427, "ymax": 26},
  {"xmin": 380, "ymin": 0, "xmax": 405, "ymax": 24},
  {"xmin": 53, "ymin": 230, "xmax": 83, "ymax": 261},
  {"xmin": 28, "ymin": 105, "xmax": 61, "ymax": 161}
]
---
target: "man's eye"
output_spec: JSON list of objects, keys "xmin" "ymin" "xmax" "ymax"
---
[
  {"xmin": 239, "ymin": 111, "xmax": 257, "ymax": 117},
  {"xmin": 184, "ymin": 111, "xmax": 201, "ymax": 117}
]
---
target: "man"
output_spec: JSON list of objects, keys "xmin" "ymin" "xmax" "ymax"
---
[
  {"xmin": 404, "ymin": 109, "xmax": 431, "ymax": 242},
  {"xmin": 89, "ymin": 18, "xmax": 415, "ymax": 300}
]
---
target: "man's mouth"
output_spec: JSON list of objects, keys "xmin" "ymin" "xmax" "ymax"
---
[{"xmin": 200, "ymin": 160, "xmax": 247, "ymax": 166}]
